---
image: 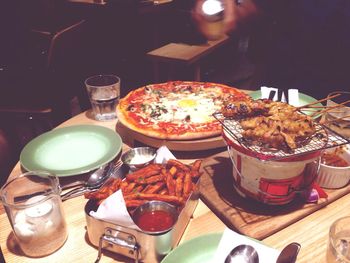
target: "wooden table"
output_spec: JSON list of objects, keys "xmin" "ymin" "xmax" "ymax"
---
[
  {"xmin": 147, "ymin": 35, "xmax": 230, "ymax": 81},
  {"xmin": 1, "ymin": 110, "xmax": 349, "ymax": 263}
]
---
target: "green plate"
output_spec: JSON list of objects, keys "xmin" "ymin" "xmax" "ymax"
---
[
  {"xmin": 161, "ymin": 233, "xmax": 222, "ymax": 263},
  {"xmin": 20, "ymin": 125, "xmax": 122, "ymax": 177},
  {"xmin": 249, "ymin": 90, "xmax": 322, "ymax": 116}
]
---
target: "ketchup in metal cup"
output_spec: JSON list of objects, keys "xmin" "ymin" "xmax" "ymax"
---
[
  {"xmin": 132, "ymin": 201, "xmax": 178, "ymax": 234},
  {"xmin": 136, "ymin": 210, "xmax": 174, "ymax": 232}
]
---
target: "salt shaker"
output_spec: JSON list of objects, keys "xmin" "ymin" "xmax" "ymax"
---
[
  {"xmin": 0, "ymin": 171, "xmax": 68, "ymax": 257},
  {"xmin": 196, "ymin": 0, "xmax": 225, "ymax": 40}
]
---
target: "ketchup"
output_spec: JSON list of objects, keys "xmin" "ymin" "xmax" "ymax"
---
[{"xmin": 136, "ymin": 210, "xmax": 174, "ymax": 232}]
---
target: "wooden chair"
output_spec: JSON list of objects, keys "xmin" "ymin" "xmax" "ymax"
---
[{"xmin": 0, "ymin": 2, "xmax": 87, "ymax": 182}]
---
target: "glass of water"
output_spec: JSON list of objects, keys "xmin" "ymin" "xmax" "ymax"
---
[
  {"xmin": 327, "ymin": 216, "xmax": 350, "ymax": 263},
  {"xmin": 85, "ymin": 74, "xmax": 120, "ymax": 121}
]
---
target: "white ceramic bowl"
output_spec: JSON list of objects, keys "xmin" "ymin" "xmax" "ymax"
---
[{"xmin": 316, "ymin": 146, "xmax": 350, "ymax": 189}]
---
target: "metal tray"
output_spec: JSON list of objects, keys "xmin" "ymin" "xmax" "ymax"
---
[{"xmin": 84, "ymin": 185, "xmax": 199, "ymax": 262}]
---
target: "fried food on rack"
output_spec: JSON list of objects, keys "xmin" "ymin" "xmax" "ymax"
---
[
  {"xmin": 85, "ymin": 159, "xmax": 203, "ymax": 210},
  {"xmin": 222, "ymin": 97, "xmax": 316, "ymax": 150},
  {"xmin": 222, "ymin": 97, "xmax": 268, "ymax": 118},
  {"xmin": 241, "ymin": 114, "xmax": 315, "ymax": 149}
]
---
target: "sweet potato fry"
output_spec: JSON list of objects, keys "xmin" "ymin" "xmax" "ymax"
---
[
  {"xmin": 137, "ymin": 174, "xmax": 163, "ymax": 185},
  {"xmin": 132, "ymin": 185, "xmax": 144, "ymax": 194},
  {"xmin": 175, "ymin": 172, "xmax": 185, "ymax": 179},
  {"xmin": 183, "ymin": 172, "xmax": 192, "ymax": 197},
  {"xmin": 120, "ymin": 180, "xmax": 129, "ymax": 193},
  {"xmin": 124, "ymin": 193, "xmax": 184, "ymax": 205},
  {"xmin": 190, "ymin": 159, "xmax": 202, "ymax": 172},
  {"xmin": 169, "ymin": 166, "xmax": 177, "ymax": 176},
  {"xmin": 144, "ymin": 182, "xmax": 165, "ymax": 194},
  {"xmin": 166, "ymin": 172, "xmax": 176, "ymax": 196},
  {"xmin": 124, "ymin": 182, "xmax": 136, "ymax": 194},
  {"xmin": 125, "ymin": 199, "xmax": 147, "ymax": 208},
  {"xmin": 175, "ymin": 176, "xmax": 183, "ymax": 197},
  {"xmin": 126, "ymin": 164, "xmax": 163, "ymax": 181},
  {"xmin": 166, "ymin": 159, "xmax": 190, "ymax": 172},
  {"xmin": 159, "ymin": 188, "xmax": 168, "ymax": 195}
]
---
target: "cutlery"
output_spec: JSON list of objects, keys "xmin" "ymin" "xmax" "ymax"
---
[
  {"xmin": 225, "ymin": 244, "xmax": 259, "ymax": 263},
  {"xmin": 61, "ymin": 161, "xmax": 122, "ymax": 201},
  {"xmin": 276, "ymin": 242, "xmax": 301, "ymax": 263}
]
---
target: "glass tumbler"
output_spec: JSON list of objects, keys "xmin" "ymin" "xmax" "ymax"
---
[
  {"xmin": 0, "ymin": 171, "xmax": 68, "ymax": 257},
  {"xmin": 85, "ymin": 74, "xmax": 121, "ymax": 121},
  {"xmin": 324, "ymin": 91, "xmax": 350, "ymax": 138},
  {"xmin": 327, "ymin": 216, "xmax": 350, "ymax": 263}
]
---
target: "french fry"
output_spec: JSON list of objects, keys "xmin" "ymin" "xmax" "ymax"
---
[
  {"xmin": 120, "ymin": 180, "xmax": 129, "ymax": 193},
  {"xmin": 125, "ymin": 199, "xmax": 147, "ymax": 208},
  {"xmin": 124, "ymin": 182, "xmax": 136, "ymax": 194},
  {"xmin": 144, "ymin": 182, "xmax": 165, "ymax": 194},
  {"xmin": 175, "ymin": 176, "xmax": 183, "ymax": 197},
  {"xmin": 169, "ymin": 166, "xmax": 177, "ymax": 176},
  {"xmin": 167, "ymin": 159, "xmax": 190, "ymax": 172},
  {"xmin": 137, "ymin": 174, "xmax": 163, "ymax": 185},
  {"xmin": 166, "ymin": 172, "xmax": 176, "ymax": 196},
  {"xmin": 190, "ymin": 159, "xmax": 202, "ymax": 172},
  {"xmin": 183, "ymin": 172, "xmax": 192, "ymax": 197},
  {"xmin": 175, "ymin": 172, "xmax": 185, "ymax": 179},
  {"xmin": 132, "ymin": 185, "xmax": 144, "ymax": 194},
  {"xmin": 126, "ymin": 164, "xmax": 163, "ymax": 181},
  {"xmin": 124, "ymin": 193, "xmax": 184, "ymax": 205},
  {"xmin": 159, "ymin": 188, "xmax": 168, "ymax": 195}
]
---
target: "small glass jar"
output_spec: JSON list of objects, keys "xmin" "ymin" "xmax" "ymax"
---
[
  {"xmin": 327, "ymin": 216, "xmax": 350, "ymax": 263},
  {"xmin": 0, "ymin": 171, "xmax": 68, "ymax": 257}
]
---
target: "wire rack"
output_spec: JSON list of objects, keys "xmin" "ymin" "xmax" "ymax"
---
[{"xmin": 213, "ymin": 112, "xmax": 350, "ymax": 161}]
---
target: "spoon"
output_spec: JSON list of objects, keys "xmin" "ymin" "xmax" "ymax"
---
[
  {"xmin": 276, "ymin": 242, "xmax": 301, "ymax": 263},
  {"xmin": 225, "ymin": 244, "xmax": 259, "ymax": 263},
  {"xmin": 61, "ymin": 162, "xmax": 114, "ymax": 201}
]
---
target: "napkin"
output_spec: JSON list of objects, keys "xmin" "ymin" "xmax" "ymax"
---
[
  {"xmin": 212, "ymin": 228, "xmax": 279, "ymax": 263},
  {"xmin": 89, "ymin": 145, "xmax": 175, "ymax": 229},
  {"xmin": 89, "ymin": 189, "xmax": 141, "ymax": 230}
]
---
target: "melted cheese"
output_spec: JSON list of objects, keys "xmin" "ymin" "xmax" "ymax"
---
[{"xmin": 136, "ymin": 86, "xmax": 225, "ymax": 126}]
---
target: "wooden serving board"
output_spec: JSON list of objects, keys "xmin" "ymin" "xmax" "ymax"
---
[
  {"xmin": 200, "ymin": 151, "xmax": 350, "ymax": 240},
  {"xmin": 115, "ymin": 121, "xmax": 225, "ymax": 151}
]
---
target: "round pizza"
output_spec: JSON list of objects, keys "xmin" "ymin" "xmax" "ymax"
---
[{"xmin": 116, "ymin": 81, "xmax": 247, "ymax": 140}]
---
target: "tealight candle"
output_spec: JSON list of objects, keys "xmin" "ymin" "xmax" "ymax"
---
[
  {"xmin": 25, "ymin": 195, "xmax": 53, "ymax": 218},
  {"xmin": 0, "ymin": 171, "xmax": 68, "ymax": 257}
]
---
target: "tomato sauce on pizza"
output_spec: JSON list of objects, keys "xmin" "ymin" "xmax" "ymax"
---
[{"xmin": 116, "ymin": 81, "xmax": 247, "ymax": 140}]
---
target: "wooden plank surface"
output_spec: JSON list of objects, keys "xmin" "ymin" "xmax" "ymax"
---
[
  {"xmin": 200, "ymin": 150, "xmax": 350, "ymax": 240},
  {"xmin": 147, "ymin": 35, "xmax": 229, "ymax": 64},
  {"xmin": 116, "ymin": 122, "xmax": 226, "ymax": 151}
]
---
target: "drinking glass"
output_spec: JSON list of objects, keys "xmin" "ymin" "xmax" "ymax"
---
[
  {"xmin": 85, "ymin": 74, "xmax": 121, "ymax": 121},
  {"xmin": 324, "ymin": 91, "xmax": 350, "ymax": 138},
  {"xmin": 327, "ymin": 216, "xmax": 350, "ymax": 263},
  {"xmin": 0, "ymin": 171, "xmax": 68, "ymax": 257}
]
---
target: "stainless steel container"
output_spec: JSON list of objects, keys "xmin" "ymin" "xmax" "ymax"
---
[{"xmin": 85, "ymin": 187, "xmax": 199, "ymax": 262}]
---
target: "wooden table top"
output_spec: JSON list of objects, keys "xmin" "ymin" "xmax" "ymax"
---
[{"xmin": 1, "ymin": 110, "xmax": 349, "ymax": 263}]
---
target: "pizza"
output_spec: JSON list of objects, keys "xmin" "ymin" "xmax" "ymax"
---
[{"xmin": 116, "ymin": 81, "xmax": 247, "ymax": 140}]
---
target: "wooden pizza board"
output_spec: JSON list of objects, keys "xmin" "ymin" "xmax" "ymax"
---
[
  {"xmin": 115, "ymin": 121, "xmax": 226, "ymax": 151},
  {"xmin": 200, "ymin": 150, "xmax": 350, "ymax": 240}
]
